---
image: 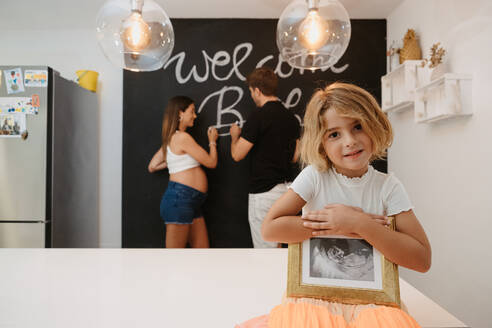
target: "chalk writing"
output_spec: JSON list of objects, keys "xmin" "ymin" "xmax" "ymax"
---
[
  {"xmin": 198, "ymin": 86, "xmax": 245, "ymax": 136},
  {"xmin": 283, "ymin": 88, "xmax": 303, "ymax": 125},
  {"xmin": 164, "ymin": 42, "xmax": 348, "ymax": 135},
  {"xmin": 164, "ymin": 43, "xmax": 252, "ymax": 84}
]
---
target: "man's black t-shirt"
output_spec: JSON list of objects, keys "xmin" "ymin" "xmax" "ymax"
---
[{"xmin": 241, "ymin": 101, "xmax": 300, "ymax": 194}]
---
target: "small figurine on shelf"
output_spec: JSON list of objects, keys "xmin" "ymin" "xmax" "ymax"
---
[
  {"xmin": 420, "ymin": 42, "xmax": 447, "ymax": 82},
  {"xmin": 386, "ymin": 40, "xmax": 401, "ymax": 71},
  {"xmin": 421, "ymin": 42, "xmax": 446, "ymax": 68},
  {"xmin": 399, "ymin": 29, "xmax": 422, "ymax": 64}
]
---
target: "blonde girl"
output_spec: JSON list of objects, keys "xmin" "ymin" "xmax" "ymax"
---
[
  {"xmin": 238, "ymin": 83, "xmax": 431, "ymax": 327},
  {"xmin": 148, "ymin": 96, "xmax": 218, "ymax": 248}
]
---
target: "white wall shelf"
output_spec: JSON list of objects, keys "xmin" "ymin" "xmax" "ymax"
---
[
  {"xmin": 414, "ymin": 73, "xmax": 472, "ymax": 123},
  {"xmin": 383, "ymin": 100, "xmax": 414, "ymax": 113},
  {"xmin": 381, "ymin": 60, "xmax": 422, "ymax": 113}
]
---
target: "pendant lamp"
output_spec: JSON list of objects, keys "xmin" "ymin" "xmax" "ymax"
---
[
  {"xmin": 277, "ymin": 0, "xmax": 351, "ymax": 71},
  {"xmin": 96, "ymin": 0, "xmax": 174, "ymax": 72}
]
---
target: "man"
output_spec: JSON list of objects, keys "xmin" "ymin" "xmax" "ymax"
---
[{"xmin": 230, "ymin": 67, "xmax": 300, "ymax": 248}]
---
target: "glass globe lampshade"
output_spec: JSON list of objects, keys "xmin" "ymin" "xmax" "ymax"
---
[
  {"xmin": 96, "ymin": 0, "xmax": 174, "ymax": 72},
  {"xmin": 277, "ymin": 0, "xmax": 351, "ymax": 70}
]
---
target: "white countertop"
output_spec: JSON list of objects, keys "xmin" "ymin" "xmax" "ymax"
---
[{"xmin": 0, "ymin": 249, "xmax": 467, "ymax": 328}]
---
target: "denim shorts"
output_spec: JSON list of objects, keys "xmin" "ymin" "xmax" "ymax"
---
[{"xmin": 160, "ymin": 181, "xmax": 207, "ymax": 224}]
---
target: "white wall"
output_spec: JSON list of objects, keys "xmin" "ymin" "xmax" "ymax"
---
[
  {"xmin": 387, "ymin": 1, "xmax": 492, "ymax": 327},
  {"xmin": 0, "ymin": 29, "xmax": 123, "ymax": 248}
]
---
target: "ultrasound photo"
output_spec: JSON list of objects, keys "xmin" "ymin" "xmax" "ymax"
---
[{"xmin": 309, "ymin": 237, "xmax": 375, "ymax": 281}]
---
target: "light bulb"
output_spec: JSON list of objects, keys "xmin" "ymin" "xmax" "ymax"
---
[
  {"xmin": 277, "ymin": 0, "xmax": 351, "ymax": 70},
  {"xmin": 298, "ymin": 9, "xmax": 329, "ymax": 52},
  {"xmin": 96, "ymin": 0, "xmax": 175, "ymax": 71},
  {"xmin": 121, "ymin": 11, "xmax": 151, "ymax": 51}
]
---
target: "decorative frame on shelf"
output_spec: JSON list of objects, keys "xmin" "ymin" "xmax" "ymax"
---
[
  {"xmin": 414, "ymin": 73, "xmax": 472, "ymax": 123},
  {"xmin": 381, "ymin": 60, "xmax": 422, "ymax": 113},
  {"xmin": 287, "ymin": 220, "xmax": 400, "ymax": 307}
]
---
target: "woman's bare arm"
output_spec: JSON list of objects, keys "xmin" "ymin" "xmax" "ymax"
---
[
  {"xmin": 148, "ymin": 147, "xmax": 167, "ymax": 173},
  {"xmin": 178, "ymin": 130, "xmax": 218, "ymax": 169}
]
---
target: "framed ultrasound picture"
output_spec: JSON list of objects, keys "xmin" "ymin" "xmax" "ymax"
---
[{"xmin": 287, "ymin": 220, "xmax": 400, "ymax": 307}]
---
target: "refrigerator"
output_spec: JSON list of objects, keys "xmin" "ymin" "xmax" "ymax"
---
[{"xmin": 0, "ymin": 66, "xmax": 99, "ymax": 247}]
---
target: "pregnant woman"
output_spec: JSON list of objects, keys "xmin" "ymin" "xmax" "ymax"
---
[{"xmin": 148, "ymin": 96, "xmax": 218, "ymax": 248}]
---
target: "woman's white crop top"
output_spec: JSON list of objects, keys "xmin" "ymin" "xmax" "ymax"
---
[{"xmin": 166, "ymin": 146, "xmax": 200, "ymax": 174}]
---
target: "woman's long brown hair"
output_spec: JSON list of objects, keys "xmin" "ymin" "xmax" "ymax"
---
[{"xmin": 161, "ymin": 96, "xmax": 194, "ymax": 160}]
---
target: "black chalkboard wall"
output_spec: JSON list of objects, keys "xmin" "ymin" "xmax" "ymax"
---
[{"xmin": 123, "ymin": 19, "xmax": 387, "ymax": 248}]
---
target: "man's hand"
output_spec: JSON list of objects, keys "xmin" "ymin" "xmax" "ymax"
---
[
  {"xmin": 229, "ymin": 123, "xmax": 253, "ymax": 162},
  {"xmin": 229, "ymin": 123, "xmax": 241, "ymax": 141}
]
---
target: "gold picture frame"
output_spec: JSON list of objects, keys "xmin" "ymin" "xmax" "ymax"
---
[{"xmin": 287, "ymin": 219, "xmax": 400, "ymax": 307}]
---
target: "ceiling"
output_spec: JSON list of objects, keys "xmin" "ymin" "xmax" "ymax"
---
[{"xmin": 0, "ymin": 0, "xmax": 403, "ymax": 30}]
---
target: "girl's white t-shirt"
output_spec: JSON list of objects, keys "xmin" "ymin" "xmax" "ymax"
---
[{"xmin": 290, "ymin": 165, "xmax": 413, "ymax": 217}]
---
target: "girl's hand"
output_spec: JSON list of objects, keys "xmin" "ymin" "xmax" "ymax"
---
[
  {"xmin": 302, "ymin": 203, "xmax": 389, "ymax": 237},
  {"xmin": 208, "ymin": 126, "xmax": 218, "ymax": 142},
  {"xmin": 346, "ymin": 205, "xmax": 390, "ymax": 227}
]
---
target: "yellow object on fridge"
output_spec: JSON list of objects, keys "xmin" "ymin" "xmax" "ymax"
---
[{"xmin": 75, "ymin": 70, "xmax": 99, "ymax": 92}]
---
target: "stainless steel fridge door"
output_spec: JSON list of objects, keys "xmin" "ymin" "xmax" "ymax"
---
[
  {"xmin": 51, "ymin": 74, "xmax": 99, "ymax": 247},
  {"xmin": 0, "ymin": 222, "xmax": 45, "ymax": 247},
  {"xmin": 0, "ymin": 66, "xmax": 49, "ymax": 221}
]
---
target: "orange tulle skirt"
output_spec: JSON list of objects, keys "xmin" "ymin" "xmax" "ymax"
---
[{"xmin": 236, "ymin": 298, "xmax": 421, "ymax": 328}]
